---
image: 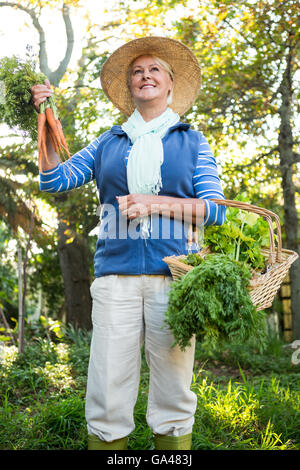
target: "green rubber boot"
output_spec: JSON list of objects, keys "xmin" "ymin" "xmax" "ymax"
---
[
  {"xmin": 154, "ymin": 433, "xmax": 192, "ymax": 450},
  {"xmin": 87, "ymin": 434, "xmax": 128, "ymax": 450}
]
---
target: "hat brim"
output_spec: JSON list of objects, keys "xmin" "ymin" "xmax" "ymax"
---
[{"xmin": 100, "ymin": 36, "xmax": 201, "ymax": 117}]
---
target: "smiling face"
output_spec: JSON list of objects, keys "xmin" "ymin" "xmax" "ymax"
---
[{"xmin": 128, "ymin": 55, "xmax": 174, "ymax": 109}]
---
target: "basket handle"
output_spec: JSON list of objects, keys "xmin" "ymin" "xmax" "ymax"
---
[{"xmin": 207, "ymin": 199, "xmax": 282, "ymax": 264}]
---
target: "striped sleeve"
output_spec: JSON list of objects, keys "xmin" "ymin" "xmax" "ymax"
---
[
  {"xmin": 193, "ymin": 133, "xmax": 226, "ymax": 226},
  {"xmin": 39, "ymin": 137, "xmax": 102, "ymax": 193}
]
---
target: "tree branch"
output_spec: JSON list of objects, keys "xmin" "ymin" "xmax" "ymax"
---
[
  {"xmin": 0, "ymin": 1, "xmax": 74, "ymax": 87},
  {"xmin": 224, "ymin": 146, "xmax": 279, "ymax": 173},
  {"xmin": 0, "ymin": 1, "xmax": 51, "ymax": 77},
  {"xmin": 49, "ymin": 3, "xmax": 74, "ymax": 85}
]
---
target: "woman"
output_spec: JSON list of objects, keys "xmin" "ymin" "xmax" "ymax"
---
[{"xmin": 31, "ymin": 37, "xmax": 226, "ymax": 450}]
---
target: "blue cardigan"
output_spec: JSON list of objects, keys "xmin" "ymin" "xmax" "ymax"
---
[{"xmin": 40, "ymin": 122, "xmax": 226, "ymax": 277}]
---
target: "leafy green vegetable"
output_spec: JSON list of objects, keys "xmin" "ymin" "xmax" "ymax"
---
[
  {"xmin": 204, "ymin": 195, "xmax": 271, "ymax": 271},
  {"xmin": 0, "ymin": 52, "xmax": 47, "ymax": 142},
  {"xmin": 165, "ymin": 254, "xmax": 267, "ymax": 351},
  {"xmin": 181, "ymin": 252, "xmax": 203, "ymax": 267},
  {"xmin": 167, "ymin": 195, "xmax": 271, "ymax": 351}
]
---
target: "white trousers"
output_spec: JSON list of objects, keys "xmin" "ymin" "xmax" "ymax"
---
[{"xmin": 85, "ymin": 274, "xmax": 197, "ymax": 442}]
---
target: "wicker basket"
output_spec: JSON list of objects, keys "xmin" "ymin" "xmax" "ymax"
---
[{"xmin": 163, "ymin": 199, "xmax": 299, "ymax": 311}]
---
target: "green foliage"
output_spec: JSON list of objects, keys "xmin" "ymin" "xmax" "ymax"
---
[
  {"xmin": 171, "ymin": 195, "xmax": 273, "ymax": 353},
  {"xmin": 165, "ymin": 254, "xmax": 267, "ymax": 351},
  {"xmin": 29, "ymin": 245, "xmax": 65, "ymax": 316},
  {"xmin": 195, "ymin": 335, "xmax": 299, "ymax": 377},
  {"xmin": 0, "ymin": 223, "xmax": 18, "ymax": 320},
  {"xmin": 192, "ymin": 376, "xmax": 299, "ymax": 450},
  {"xmin": 181, "ymin": 252, "xmax": 203, "ymax": 267},
  {"xmin": 0, "ymin": 51, "xmax": 47, "ymax": 141},
  {"xmin": 0, "ymin": 326, "xmax": 299, "ymax": 450},
  {"xmin": 204, "ymin": 195, "xmax": 271, "ymax": 271},
  {"xmin": 0, "ymin": 142, "xmax": 38, "ymax": 176}
]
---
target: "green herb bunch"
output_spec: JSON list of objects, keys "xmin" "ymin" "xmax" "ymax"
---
[
  {"xmin": 181, "ymin": 252, "xmax": 203, "ymax": 267},
  {"xmin": 204, "ymin": 195, "xmax": 271, "ymax": 271},
  {"xmin": 0, "ymin": 54, "xmax": 47, "ymax": 141},
  {"xmin": 165, "ymin": 254, "xmax": 267, "ymax": 351}
]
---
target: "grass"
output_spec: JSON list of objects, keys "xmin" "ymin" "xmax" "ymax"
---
[{"xmin": 0, "ymin": 322, "xmax": 299, "ymax": 450}]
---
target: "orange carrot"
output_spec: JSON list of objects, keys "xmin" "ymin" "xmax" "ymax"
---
[
  {"xmin": 37, "ymin": 109, "xmax": 50, "ymax": 170},
  {"xmin": 37, "ymin": 111, "xmax": 46, "ymax": 159},
  {"xmin": 41, "ymin": 122, "xmax": 48, "ymax": 165},
  {"xmin": 47, "ymin": 123, "xmax": 61, "ymax": 156},
  {"xmin": 38, "ymin": 145, "xmax": 43, "ymax": 171},
  {"xmin": 37, "ymin": 119, "xmax": 48, "ymax": 171},
  {"xmin": 54, "ymin": 119, "xmax": 73, "ymax": 181},
  {"xmin": 45, "ymin": 106, "xmax": 62, "ymax": 156},
  {"xmin": 55, "ymin": 119, "xmax": 71, "ymax": 160},
  {"xmin": 46, "ymin": 96, "xmax": 71, "ymax": 161}
]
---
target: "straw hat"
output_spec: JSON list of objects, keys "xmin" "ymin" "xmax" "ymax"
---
[{"xmin": 100, "ymin": 36, "xmax": 201, "ymax": 116}]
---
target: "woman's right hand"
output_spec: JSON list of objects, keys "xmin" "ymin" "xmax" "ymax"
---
[{"xmin": 31, "ymin": 79, "xmax": 52, "ymax": 113}]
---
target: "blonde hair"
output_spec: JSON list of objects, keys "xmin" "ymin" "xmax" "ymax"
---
[{"xmin": 127, "ymin": 55, "xmax": 174, "ymax": 104}]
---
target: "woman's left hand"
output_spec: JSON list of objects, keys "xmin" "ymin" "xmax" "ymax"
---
[
  {"xmin": 117, "ymin": 194, "xmax": 158, "ymax": 219},
  {"xmin": 117, "ymin": 194, "xmax": 206, "ymax": 225}
]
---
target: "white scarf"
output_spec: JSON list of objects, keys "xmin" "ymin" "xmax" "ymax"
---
[{"xmin": 121, "ymin": 107, "xmax": 180, "ymax": 238}]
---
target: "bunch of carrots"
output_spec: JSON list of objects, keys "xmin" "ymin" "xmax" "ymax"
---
[{"xmin": 37, "ymin": 95, "xmax": 70, "ymax": 170}]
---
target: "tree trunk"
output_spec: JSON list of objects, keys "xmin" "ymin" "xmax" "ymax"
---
[
  {"xmin": 278, "ymin": 57, "xmax": 300, "ymax": 340},
  {"xmin": 57, "ymin": 219, "xmax": 92, "ymax": 330}
]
